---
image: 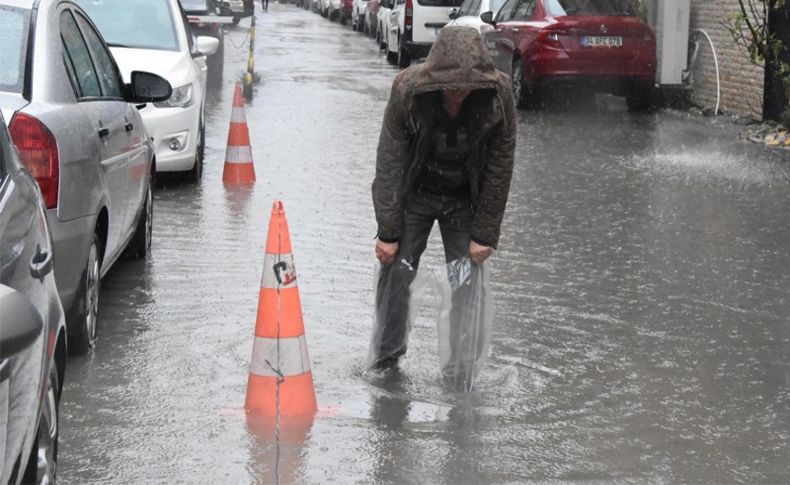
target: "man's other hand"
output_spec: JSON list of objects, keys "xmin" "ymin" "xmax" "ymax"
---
[
  {"xmin": 376, "ymin": 239, "xmax": 399, "ymax": 265},
  {"xmin": 469, "ymin": 241, "xmax": 493, "ymax": 266}
]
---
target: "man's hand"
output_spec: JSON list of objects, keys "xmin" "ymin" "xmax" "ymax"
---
[
  {"xmin": 376, "ymin": 239, "xmax": 399, "ymax": 265},
  {"xmin": 469, "ymin": 240, "xmax": 493, "ymax": 266}
]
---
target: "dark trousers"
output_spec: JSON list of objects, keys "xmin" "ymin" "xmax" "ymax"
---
[{"xmin": 373, "ymin": 192, "xmax": 473, "ymax": 367}]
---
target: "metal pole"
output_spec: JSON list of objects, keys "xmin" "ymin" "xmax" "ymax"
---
[{"xmin": 244, "ymin": 16, "xmax": 256, "ymax": 101}]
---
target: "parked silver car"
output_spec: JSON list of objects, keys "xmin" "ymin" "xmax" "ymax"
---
[
  {"xmin": 0, "ymin": 0, "xmax": 171, "ymax": 354},
  {"xmin": 0, "ymin": 110, "xmax": 67, "ymax": 484}
]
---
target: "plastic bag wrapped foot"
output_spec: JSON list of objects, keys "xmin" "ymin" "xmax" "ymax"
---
[
  {"xmin": 438, "ymin": 257, "xmax": 494, "ymax": 392},
  {"xmin": 367, "ymin": 255, "xmax": 494, "ymax": 392},
  {"xmin": 366, "ymin": 259, "xmax": 426, "ymax": 371}
]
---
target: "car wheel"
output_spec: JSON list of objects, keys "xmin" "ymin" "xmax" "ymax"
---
[
  {"xmin": 626, "ymin": 83, "xmax": 653, "ymax": 112},
  {"xmin": 397, "ymin": 36, "xmax": 410, "ymax": 68},
  {"xmin": 188, "ymin": 120, "xmax": 205, "ymax": 183},
  {"xmin": 68, "ymin": 233, "xmax": 101, "ymax": 355},
  {"xmin": 22, "ymin": 364, "xmax": 59, "ymax": 484},
  {"xmin": 124, "ymin": 171, "xmax": 153, "ymax": 259},
  {"xmin": 512, "ymin": 58, "xmax": 528, "ymax": 109},
  {"xmin": 232, "ymin": 15, "xmax": 240, "ymax": 25}
]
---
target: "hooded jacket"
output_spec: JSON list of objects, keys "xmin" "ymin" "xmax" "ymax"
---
[{"xmin": 372, "ymin": 27, "xmax": 516, "ymax": 248}]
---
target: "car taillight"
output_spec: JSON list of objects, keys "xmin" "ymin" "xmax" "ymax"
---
[
  {"xmin": 537, "ymin": 29, "xmax": 563, "ymax": 47},
  {"xmin": 9, "ymin": 112, "xmax": 59, "ymax": 209},
  {"xmin": 405, "ymin": 0, "xmax": 412, "ymax": 26}
]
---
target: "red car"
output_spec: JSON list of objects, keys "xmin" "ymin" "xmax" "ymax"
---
[
  {"xmin": 341, "ymin": 0, "xmax": 353, "ymax": 24},
  {"xmin": 482, "ymin": 0, "xmax": 656, "ymax": 110}
]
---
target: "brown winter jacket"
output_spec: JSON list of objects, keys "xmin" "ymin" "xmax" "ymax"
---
[{"xmin": 371, "ymin": 27, "xmax": 517, "ymax": 248}]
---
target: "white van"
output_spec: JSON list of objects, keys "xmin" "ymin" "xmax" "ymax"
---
[{"xmin": 386, "ymin": 0, "xmax": 463, "ymax": 67}]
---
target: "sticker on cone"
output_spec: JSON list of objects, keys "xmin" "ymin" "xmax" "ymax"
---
[
  {"xmin": 246, "ymin": 201, "xmax": 317, "ymax": 418},
  {"xmin": 223, "ymin": 83, "xmax": 256, "ymax": 184}
]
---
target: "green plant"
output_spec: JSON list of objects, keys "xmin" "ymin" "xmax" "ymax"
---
[{"xmin": 726, "ymin": 0, "xmax": 790, "ymax": 122}]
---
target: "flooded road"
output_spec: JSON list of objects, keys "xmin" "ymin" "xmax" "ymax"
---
[{"xmin": 59, "ymin": 5, "xmax": 790, "ymax": 483}]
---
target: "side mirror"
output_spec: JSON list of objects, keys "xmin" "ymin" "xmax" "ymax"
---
[
  {"xmin": 195, "ymin": 36, "xmax": 220, "ymax": 57},
  {"xmin": 0, "ymin": 285, "xmax": 43, "ymax": 360},
  {"xmin": 127, "ymin": 71, "xmax": 173, "ymax": 103},
  {"xmin": 480, "ymin": 10, "xmax": 495, "ymax": 25},
  {"xmin": 448, "ymin": 7, "xmax": 459, "ymax": 19}
]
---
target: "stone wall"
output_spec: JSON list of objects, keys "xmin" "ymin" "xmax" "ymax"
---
[{"xmin": 688, "ymin": 1, "xmax": 765, "ymax": 119}]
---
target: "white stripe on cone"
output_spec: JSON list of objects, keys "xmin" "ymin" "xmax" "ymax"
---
[
  {"xmin": 261, "ymin": 253, "xmax": 298, "ymax": 289},
  {"xmin": 249, "ymin": 335, "xmax": 312, "ymax": 377},
  {"xmin": 224, "ymin": 145, "xmax": 253, "ymax": 164},
  {"xmin": 230, "ymin": 107, "xmax": 247, "ymax": 123}
]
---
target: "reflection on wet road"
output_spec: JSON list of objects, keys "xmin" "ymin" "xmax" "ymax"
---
[{"xmin": 59, "ymin": 5, "xmax": 790, "ymax": 483}]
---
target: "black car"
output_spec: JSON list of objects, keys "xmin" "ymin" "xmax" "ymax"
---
[
  {"xmin": 0, "ymin": 110, "xmax": 67, "ymax": 483},
  {"xmin": 181, "ymin": 0, "xmax": 225, "ymax": 81}
]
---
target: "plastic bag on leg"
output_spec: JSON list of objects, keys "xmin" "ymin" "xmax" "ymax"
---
[
  {"xmin": 437, "ymin": 257, "xmax": 494, "ymax": 391},
  {"xmin": 366, "ymin": 259, "xmax": 429, "ymax": 371}
]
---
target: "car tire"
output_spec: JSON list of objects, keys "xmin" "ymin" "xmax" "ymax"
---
[
  {"xmin": 397, "ymin": 36, "xmax": 410, "ymax": 68},
  {"xmin": 512, "ymin": 58, "xmax": 528, "ymax": 109},
  {"xmin": 22, "ymin": 363, "xmax": 59, "ymax": 484},
  {"xmin": 188, "ymin": 120, "xmax": 205, "ymax": 183},
  {"xmin": 626, "ymin": 83, "xmax": 653, "ymax": 112},
  {"xmin": 232, "ymin": 15, "xmax": 240, "ymax": 25},
  {"xmin": 68, "ymin": 233, "xmax": 101, "ymax": 355},
  {"xmin": 124, "ymin": 172, "xmax": 153, "ymax": 260}
]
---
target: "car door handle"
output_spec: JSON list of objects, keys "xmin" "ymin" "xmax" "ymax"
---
[
  {"xmin": 29, "ymin": 246, "xmax": 53, "ymax": 280},
  {"xmin": 125, "ymin": 123, "xmax": 134, "ymax": 132},
  {"xmin": 98, "ymin": 127, "xmax": 110, "ymax": 138},
  {"xmin": 509, "ymin": 27, "xmax": 519, "ymax": 33}
]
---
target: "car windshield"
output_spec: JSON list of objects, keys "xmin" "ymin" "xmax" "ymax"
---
[
  {"xmin": 75, "ymin": 0, "xmax": 180, "ymax": 51},
  {"xmin": 546, "ymin": 0, "xmax": 637, "ymax": 16},
  {"xmin": 0, "ymin": 5, "xmax": 30, "ymax": 93},
  {"xmin": 489, "ymin": 0, "xmax": 506, "ymax": 14}
]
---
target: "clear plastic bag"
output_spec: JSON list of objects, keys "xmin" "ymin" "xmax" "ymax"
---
[
  {"xmin": 437, "ymin": 257, "xmax": 494, "ymax": 392},
  {"xmin": 366, "ymin": 256, "xmax": 494, "ymax": 392}
]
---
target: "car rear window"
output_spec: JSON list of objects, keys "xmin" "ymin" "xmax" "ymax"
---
[
  {"xmin": 417, "ymin": 0, "xmax": 464, "ymax": 7},
  {"xmin": 0, "ymin": 5, "xmax": 30, "ymax": 94},
  {"xmin": 180, "ymin": 0, "xmax": 209, "ymax": 10},
  {"xmin": 75, "ymin": 0, "xmax": 180, "ymax": 51},
  {"xmin": 546, "ymin": 0, "xmax": 637, "ymax": 16}
]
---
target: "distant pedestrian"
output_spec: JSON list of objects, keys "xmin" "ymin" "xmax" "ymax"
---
[
  {"xmin": 262, "ymin": 0, "xmax": 269, "ymax": 11},
  {"xmin": 370, "ymin": 27, "xmax": 516, "ymax": 375}
]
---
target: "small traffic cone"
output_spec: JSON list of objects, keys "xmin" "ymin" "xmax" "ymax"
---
[
  {"xmin": 246, "ymin": 201, "xmax": 317, "ymax": 418},
  {"xmin": 222, "ymin": 83, "xmax": 256, "ymax": 184}
]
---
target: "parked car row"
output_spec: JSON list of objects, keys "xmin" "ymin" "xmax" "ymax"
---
[
  {"xmin": 305, "ymin": 0, "xmax": 657, "ymax": 110},
  {"xmin": 0, "ymin": 0, "xmax": 222, "ymax": 480}
]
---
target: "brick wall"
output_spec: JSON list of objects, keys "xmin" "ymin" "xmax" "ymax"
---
[{"xmin": 688, "ymin": 0, "xmax": 764, "ymax": 119}]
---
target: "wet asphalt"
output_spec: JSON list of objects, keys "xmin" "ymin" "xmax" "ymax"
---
[{"xmin": 58, "ymin": 4, "xmax": 790, "ymax": 483}]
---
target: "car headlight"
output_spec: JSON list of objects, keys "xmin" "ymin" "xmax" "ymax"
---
[{"xmin": 154, "ymin": 83, "xmax": 194, "ymax": 108}]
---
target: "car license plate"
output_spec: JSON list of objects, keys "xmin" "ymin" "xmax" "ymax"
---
[{"xmin": 581, "ymin": 36, "xmax": 622, "ymax": 48}]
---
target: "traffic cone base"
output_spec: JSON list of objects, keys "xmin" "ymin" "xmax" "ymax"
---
[
  {"xmin": 246, "ymin": 372, "xmax": 317, "ymax": 417},
  {"xmin": 223, "ymin": 162, "xmax": 256, "ymax": 185}
]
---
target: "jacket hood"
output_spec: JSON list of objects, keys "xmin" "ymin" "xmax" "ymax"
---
[{"xmin": 412, "ymin": 27, "xmax": 499, "ymax": 95}]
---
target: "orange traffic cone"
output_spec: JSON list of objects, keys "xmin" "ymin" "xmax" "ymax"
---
[
  {"xmin": 223, "ymin": 83, "xmax": 256, "ymax": 184},
  {"xmin": 246, "ymin": 201, "xmax": 317, "ymax": 418}
]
